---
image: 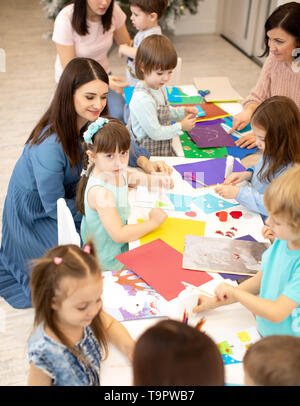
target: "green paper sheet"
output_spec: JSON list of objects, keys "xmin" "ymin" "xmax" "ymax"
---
[{"xmin": 180, "ymin": 131, "xmax": 228, "ymax": 158}]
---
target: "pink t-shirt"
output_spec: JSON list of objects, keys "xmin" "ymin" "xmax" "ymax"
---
[{"xmin": 52, "ymin": 3, "xmax": 126, "ymax": 83}]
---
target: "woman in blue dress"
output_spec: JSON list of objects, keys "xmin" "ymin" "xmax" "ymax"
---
[{"xmin": 0, "ymin": 57, "xmax": 170, "ymax": 309}]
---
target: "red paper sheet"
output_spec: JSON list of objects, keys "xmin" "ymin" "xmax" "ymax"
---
[{"xmin": 116, "ymin": 239, "xmax": 213, "ymax": 301}]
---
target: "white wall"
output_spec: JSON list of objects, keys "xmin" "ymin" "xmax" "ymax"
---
[{"xmin": 171, "ymin": 0, "xmax": 219, "ymax": 36}]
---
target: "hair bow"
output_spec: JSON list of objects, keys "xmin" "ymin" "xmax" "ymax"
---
[{"xmin": 83, "ymin": 117, "xmax": 109, "ymax": 144}]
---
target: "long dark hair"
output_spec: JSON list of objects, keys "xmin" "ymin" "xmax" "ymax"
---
[
  {"xmin": 30, "ymin": 241, "xmax": 108, "ymax": 363},
  {"xmin": 76, "ymin": 118, "xmax": 131, "ymax": 215},
  {"xmin": 251, "ymin": 96, "xmax": 300, "ymax": 182},
  {"xmin": 72, "ymin": 0, "xmax": 114, "ymax": 35},
  {"xmin": 261, "ymin": 2, "xmax": 300, "ymax": 58},
  {"xmin": 26, "ymin": 58, "xmax": 109, "ymax": 167}
]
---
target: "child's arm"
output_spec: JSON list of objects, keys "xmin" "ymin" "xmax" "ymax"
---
[
  {"xmin": 193, "ymin": 271, "xmax": 262, "ymax": 313},
  {"xmin": 215, "ymin": 282, "xmax": 299, "ymax": 323},
  {"xmin": 27, "ymin": 363, "xmax": 52, "ymax": 386},
  {"xmin": 101, "ymin": 311, "xmax": 135, "ymax": 360},
  {"xmin": 119, "ymin": 43, "xmax": 137, "ymax": 59},
  {"xmin": 89, "ymin": 186, "xmax": 167, "ymax": 243}
]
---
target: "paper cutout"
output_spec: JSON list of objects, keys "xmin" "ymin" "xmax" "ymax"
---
[
  {"xmin": 102, "ymin": 269, "xmax": 167, "ymax": 321},
  {"xmin": 124, "ymin": 86, "xmax": 134, "ymax": 104},
  {"xmin": 196, "ymin": 103, "xmax": 230, "ymax": 121},
  {"xmin": 138, "ymin": 217, "xmax": 206, "ymax": 254},
  {"xmin": 193, "ymin": 77, "xmax": 243, "ymax": 102},
  {"xmin": 193, "ymin": 193, "xmax": 239, "ymax": 214},
  {"xmin": 217, "ymin": 327, "xmax": 261, "ymax": 365},
  {"xmin": 166, "ymin": 193, "xmax": 194, "ymax": 212},
  {"xmin": 195, "ymin": 105, "xmax": 206, "ymax": 117},
  {"xmin": 166, "ymin": 86, "xmax": 203, "ymax": 105},
  {"xmin": 183, "ymin": 235, "xmax": 269, "ymax": 276},
  {"xmin": 173, "ymin": 158, "xmax": 246, "ymax": 188},
  {"xmin": 116, "ymin": 239, "xmax": 212, "ymax": 301},
  {"xmin": 180, "ymin": 131, "xmax": 228, "ymax": 159},
  {"xmin": 189, "ymin": 124, "xmax": 236, "ymax": 148}
]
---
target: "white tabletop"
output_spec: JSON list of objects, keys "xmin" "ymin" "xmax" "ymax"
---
[{"xmin": 100, "ymin": 153, "xmax": 265, "ymax": 386}]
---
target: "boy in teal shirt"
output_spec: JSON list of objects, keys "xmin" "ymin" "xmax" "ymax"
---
[{"xmin": 193, "ymin": 165, "xmax": 300, "ymax": 337}]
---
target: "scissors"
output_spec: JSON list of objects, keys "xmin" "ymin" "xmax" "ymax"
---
[{"xmin": 198, "ymin": 89, "xmax": 210, "ymax": 97}]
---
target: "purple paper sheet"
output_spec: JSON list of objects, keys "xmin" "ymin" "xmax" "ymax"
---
[
  {"xmin": 220, "ymin": 235, "xmax": 257, "ymax": 281},
  {"xmin": 174, "ymin": 158, "xmax": 245, "ymax": 188},
  {"xmin": 196, "ymin": 119, "xmax": 225, "ymax": 126},
  {"xmin": 188, "ymin": 124, "xmax": 236, "ymax": 148}
]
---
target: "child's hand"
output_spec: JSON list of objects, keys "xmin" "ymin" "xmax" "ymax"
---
[
  {"xmin": 149, "ymin": 208, "xmax": 168, "ymax": 227},
  {"xmin": 235, "ymin": 132, "xmax": 256, "ymax": 149},
  {"xmin": 184, "ymin": 106, "xmax": 198, "ymax": 118},
  {"xmin": 214, "ymin": 283, "xmax": 236, "ymax": 302},
  {"xmin": 141, "ymin": 159, "xmax": 173, "ymax": 175},
  {"xmin": 262, "ymin": 225, "xmax": 275, "ymax": 244},
  {"xmin": 223, "ymin": 171, "xmax": 251, "ymax": 185},
  {"xmin": 193, "ymin": 294, "xmax": 220, "ymax": 313},
  {"xmin": 215, "ymin": 184, "xmax": 240, "ymax": 199},
  {"xmin": 181, "ymin": 114, "xmax": 196, "ymax": 132}
]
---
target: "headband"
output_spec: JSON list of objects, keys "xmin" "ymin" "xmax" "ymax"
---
[{"xmin": 83, "ymin": 117, "xmax": 109, "ymax": 145}]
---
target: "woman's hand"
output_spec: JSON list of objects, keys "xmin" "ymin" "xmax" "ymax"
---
[
  {"xmin": 109, "ymin": 75, "xmax": 127, "ymax": 94},
  {"xmin": 137, "ymin": 157, "xmax": 173, "ymax": 175},
  {"xmin": 223, "ymin": 171, "xmax": 252, "ymax": 186},
  {"xmin": 229, "ymin": 108, "xmax": 253, "ymax": 134},
  {"xmin": 235, "ymin": 132, "xmax": 257, "ymax": 149},
  {"xmin": 215, "ymin": 184, "xmax": 240, "ymax": 199}
]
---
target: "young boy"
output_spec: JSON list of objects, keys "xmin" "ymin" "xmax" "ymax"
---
[
  {"xmin": 193, "ymin": 165, "xmax": 300, "ymax": 338},
  {"xmin": 243, "ymin": 335, "xmax": 300, "ymax": 385},
  {"xmin": 119, "ymin": 0, "xmax": 168, "ymax": 87}
]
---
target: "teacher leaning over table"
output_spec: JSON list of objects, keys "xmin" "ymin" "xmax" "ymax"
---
[
  {"xmin": 0, "ymin": 58, "xmax": 171, "ymax": 310},
  {"xmin": 230, "ymin": 2, "xmax": 300, "ymax": 149}
]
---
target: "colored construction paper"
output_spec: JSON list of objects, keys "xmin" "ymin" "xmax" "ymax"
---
[
  {"xmin": 124, "ymin": 86, "xmax": 134, "ymax": 104},
  {"xmin": 222, "ymin": 116, "xmax": 252, "ymax": 133},
  {"xmin": 195, "ymin": 105, "xmax": 206, "ymax": 117},
  {"xmin": 226, "ymin": 134, "xmax": 258, "ymax": 159},
  {"xmin": 196, "ymin": 118, "xmax": 225, "ymax": 126},
  {"xmin": 173, "ymin": 158, "xmax": 246, "ymax": 188},
  {"xmin": 180, "ymin": 131, "xmax": 228, "ymax": 159},
  {"xmin": 193, "ymin": 193, "xmax": 239, "ymax": 214},
  {"xmin": 166, "ymin": 193, "xmax": 194, "ymax": 211},
  {"xmin": 188, "ymin": 124, "xmax": 236, "ymax": 148},
  {"xmin": 196, "ymin": 103, "xmax": 230, "ymax": 121},
  {"xmin": 193, "ymin": 77, "xmax": 243, "ymax": 102},
  {"xmin": 116, "ymin": 239, "xmax": 212, "ymax": 301},
  {"xmin": 138, "ymin": 217, "xmax": 206, "ymax": 254}
]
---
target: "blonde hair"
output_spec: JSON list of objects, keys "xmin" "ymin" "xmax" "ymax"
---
[
  {"xmin": 30, "ymin": 241, "xmax": 108, "ymax": 362},
  {"xmin": 264, "ymin": 164, "xmax": 300, "ymax": 230},
  {"xmin": 135, "ymin": 34, "xmax": 178, "ymax": 79}
]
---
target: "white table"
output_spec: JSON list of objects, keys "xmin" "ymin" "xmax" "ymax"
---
[{"xmin": 100, "ymin": 155, "xmax": 266, "ymax": 386}]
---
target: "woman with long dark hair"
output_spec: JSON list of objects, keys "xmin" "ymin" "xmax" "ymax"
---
[
  {"xmin": 0, "ymin": 57, "xmax": 169, "ymax": 309},
  {"xmin": 52, "ymin": 0, "xmax": 130, "ymax": 123}
]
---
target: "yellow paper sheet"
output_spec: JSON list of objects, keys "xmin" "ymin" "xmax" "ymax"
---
[{"xmin": 138, "ymin": 217, "xmax": 206, "ymax": 254}]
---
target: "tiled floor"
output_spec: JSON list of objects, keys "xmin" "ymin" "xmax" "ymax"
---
[{"xmin": 0, "ymin": 0, "xmax": 262, "ymax": 385}]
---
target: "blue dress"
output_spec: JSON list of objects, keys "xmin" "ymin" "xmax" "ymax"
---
[
  {"xmin": 0, "ymin": 129, "xmax": 149, "ymax": 309},
  {"xmin": 28, "ymin": 323, "xmax": 102, "ymax": 386}
]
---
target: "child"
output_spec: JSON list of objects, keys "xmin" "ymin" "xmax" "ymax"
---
[
  {"xmin": 194, "ymin": 165, "xmax": 300, "ymax": 338},
  {"xmin": 119, "ymin": 0, "xmax": 168, "ymax": 87},
  {"xmin": 133, "ymin": 319, "xmax": 224, "ymax": 386},
  {"xmin": 128, "ymin": 34, "xmax": 198, "ymax": 156},
  {"xmin": 215, "ymin": 96, "xmax": 300, "ymax": 218},
  {"xmin": 243, "ymin": 335, "xmax": 300, "ymax": 386},
  {"xmin": 76, "ymin": 116, "xmax": 173, "ymax": 271},
  {"xmin": 27, "ymin": 242, "xmax": 135, "ymax": 386}
]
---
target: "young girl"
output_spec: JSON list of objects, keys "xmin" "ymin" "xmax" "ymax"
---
[
  {"xmin": 133, "ymin": 319, "xmax": 224, "ymax": 385},
  {"xmin": 215, "ymin": 96, "xmax": 300, "ymax": 218},
  {"xmin": 128, "ymin": 34, "xmax": 198, "ymax": 156},
  {"xmin": 194, "ymin": 165, "xmax": 300, "ymax": 338},
  {"xmin": 27, "ymin": 242, "xmax": 135, "ymax": 386},
  {"xmin": 76, "ymin": 116, "xmax": 173, "ymax": 271}
]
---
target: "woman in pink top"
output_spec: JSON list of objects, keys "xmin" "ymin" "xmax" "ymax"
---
[
  {"xmin": 231, "ymin": 2, "xmax": 300, "ymax": 149},
  {"xmin": 53, "ymin": 0, "xmax": 131, "ymax": 123}
]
